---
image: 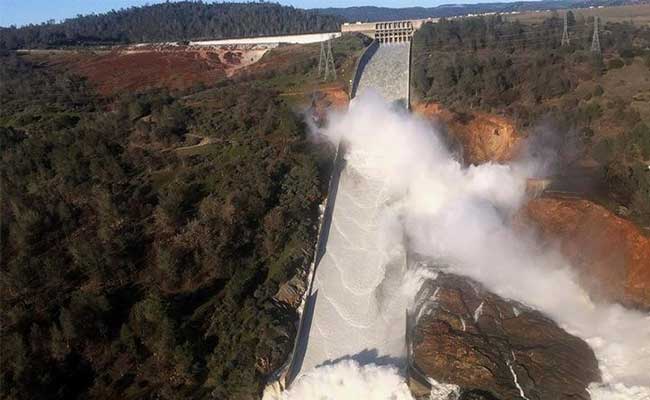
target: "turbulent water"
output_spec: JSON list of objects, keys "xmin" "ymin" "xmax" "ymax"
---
[
  {"xmin": 355, "ymin": 43, "xmax": 410, "ymax": 104},
  {"xmin": 266, "ymin": 38, "xmax": 650, "ymax": 399},
  {"xmin": 270, "ymin": 93, "xmax": 650, "ymax": 400},
  {"xmin": 291, "ymin": 160, "xmax": 408, "ymax": 375},
  {"xmin": 285, "ymin": 42, "xmax": 413, "ymax": 383}
]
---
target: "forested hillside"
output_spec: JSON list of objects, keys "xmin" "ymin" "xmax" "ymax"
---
[
  {"xmin": 0, "ymin": 1, "xmax": 342, "ymax": 49},
  {"xmin": 0, "ymin": 33, "xmax": 366, "ymax": 399},
  {"xmin": 411, "ymin": 13, "xmax": 650, "ymax": 225},
  {"xmin": 313, "ymin": 0, "xmax": 631, "ymax": 22}
]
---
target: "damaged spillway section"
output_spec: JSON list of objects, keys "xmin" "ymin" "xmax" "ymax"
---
[
  {"xmin": 286, "ymin": 42, "xmax": 411, "ymax": 386},
  {"xmin": 265, "ymin": 38, "xmax": 650, "ymax": 400}
]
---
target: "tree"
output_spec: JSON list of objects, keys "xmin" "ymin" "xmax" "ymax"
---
[
  {"xmin": 50, "ymin": 325, "xmax": 68, "ymax": 360},
  {"xmin": 120, "ymin": 324, "xmax": 137, "ymax": 354},
  {"xmin": 59, "ymin": 308, "xmax": 77, "ymax": 342},
  {"xmin": 0, "ymin": 3, "xmax": 342, "ymax": 49}
]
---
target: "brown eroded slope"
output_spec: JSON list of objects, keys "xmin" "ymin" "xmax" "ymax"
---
[
  {"xmin": 27, "ymin": 45, "xmax": 268, "ymax": 96},
  {"xmin": 413, "ymin": 101, "xmax": 521, "ymax": 164},
  {"xmin": 308, "ymin": 86, "xmax": 350, "ymax": 123},
  {"xmin": 518, "ymin": 197, "xmax": 650, "ymax": 310},
  {"xmin": 413, "ymin": 101, "xmax": 650, "ymax": 310}
]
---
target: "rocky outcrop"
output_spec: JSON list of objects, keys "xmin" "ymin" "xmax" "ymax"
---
[
  {"xmin": 517, "ymin": 197, "xmax": 650, "ymax": 310},
  {"xmin": 274, "ymin": 271, "xmax": 309, "ymax": 310},
  {"xmin": 411, "ymin": 273, "xmax": 600, "ymax": 400},
  {"xmin": 412, "ymin": 102, "xmax": 521, "ymax": 165}
]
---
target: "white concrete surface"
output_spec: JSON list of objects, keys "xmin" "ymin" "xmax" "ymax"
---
[
  {"xmin": 295, "ymin": 164, "xmax": 407, "ymax": 376},
  {"xmin": 292, "ymin": 43, "xmax": 410, "ymax": 380},
  {"xmin": 189, "ymin": 32, "xmax": 341, "ymax": 46}
]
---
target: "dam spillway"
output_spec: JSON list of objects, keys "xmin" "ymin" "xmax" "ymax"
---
[
  {"xmin": 288, "ymin": 42, "xmax": 411, "ymax": 382},
  {"xmin": 356, "ymin": 43, "xmax": 410, "ymax": 104}
]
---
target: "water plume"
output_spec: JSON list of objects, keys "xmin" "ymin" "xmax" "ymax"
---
[
  {"xmin": 282, "ymin": 92, "xmax": 649, "ymax": 399},
  {"xmin": 280, "ymin": 360, "xmax": 415, "ymax": 400}
]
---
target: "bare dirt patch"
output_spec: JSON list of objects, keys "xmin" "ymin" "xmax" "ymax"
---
[
  {"xmin": 413, "ymin": 101, "xmax": 522, "ymax": 165},
  {"xmin": 27, "ymin": 45, "xmax": 269, "ymax": 95},
  {"xmin": 516, "ymin": 197, "xmax": 650, "ymax": 310}
]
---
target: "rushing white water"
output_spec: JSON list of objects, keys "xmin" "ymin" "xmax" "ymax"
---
[
  {"xmin": 282, "ymin": 361, "xmax": 414, "ymax": 400},
  {"xmin": 293, "ymin": 154, "xmax": 408, "ymax": 376},
  {"xmin": 279, "ymin": 93, "xmax": 650, "ymax": 400},
  {"xmin": 508, "ymin": 352, "xmax": 532, "ymax": 400}
]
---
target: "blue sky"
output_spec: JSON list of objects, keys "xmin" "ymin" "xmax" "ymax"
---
[{"xmin": 0, "ymin": 0, "xmax": 496, "ymax": 27}]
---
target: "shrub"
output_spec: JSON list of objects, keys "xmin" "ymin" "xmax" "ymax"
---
[
  {"xmin": 608, "ymin": 58, "xmax": 625, "ymax": 70},
  {"xmin": 593, "ymin": 85, "xmax": 604, "ymax": 97},
  {"xmin": 593, "ymin": 138, "xmax": 617, "ymax": 164}
]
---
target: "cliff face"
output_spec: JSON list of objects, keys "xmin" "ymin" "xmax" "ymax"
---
[
  {"xmin": 412, "ymin": 273, "xmax": 600, "ymax": 400},
  {"xmin": 518, "ymin": 197, "xmax": 650, "ymax": 310},
  {"xmin": 412, "ymin": 101, "xmax": 521, "ymax": 165}
]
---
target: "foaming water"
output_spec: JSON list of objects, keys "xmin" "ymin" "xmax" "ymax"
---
[
  {"xmin": 280, "ymin": 361, "xmax": 414, "ymax": 400},
  {"xmin": 271, "ymin": 94, "xmax": 649, "ymax": 399}
]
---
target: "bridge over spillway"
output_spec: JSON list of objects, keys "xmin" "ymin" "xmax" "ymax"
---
[
  {"xmin": 342, "ymin": 18, "xmax": 438, "ymax": 44},
  {"xmin": 285, "ymin": 41, "xmax": 411, "ymax": 385}
]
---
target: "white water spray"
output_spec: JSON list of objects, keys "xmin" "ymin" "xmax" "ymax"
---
[{"xmin": 280, "ymin": 93, "xmax": 650, "ymax": 399}]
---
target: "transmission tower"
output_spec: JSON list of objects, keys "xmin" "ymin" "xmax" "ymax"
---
[
  {"xmin": 318, "ymin": 41, "xmax": 326, "ymax": 77},
  {"xmin": 561, "ymin": 12, "xmax": 570, "ymax": 46},
  {"xmin": 322, "ymin": 39, "xmax": 336, "ymax": 81},
  {"xmin": 318, "ymin": 39, "xmax": 336, "ymax": 81},
  {"xmin": 591, "ymin": 16, "xmax": 601, "ymax": 53}
]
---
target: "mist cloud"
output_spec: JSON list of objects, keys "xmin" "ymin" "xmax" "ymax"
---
[
  {"xmin": 280, "ymin": 360, "xmax": 414, "ymax": 400},
  {"xmin": 281, "ymin": 93, "xmax": 649, "ymax": 399}
]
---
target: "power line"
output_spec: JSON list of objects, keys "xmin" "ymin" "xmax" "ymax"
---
[
  {"xmin": 419, "ymin": 24, "xmax": 593, "ymax": 49},
  {"xmin": 423, "ymin": 31, "xmax": 593, "ymax": 51}
]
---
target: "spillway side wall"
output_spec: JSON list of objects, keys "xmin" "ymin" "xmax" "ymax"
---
[
  {"xmin": 350, "ymin": 40, "xmax": 379, "ymax": 99},
  {"xmin": 406, "ymin": 39, "xmax": 412, "ymax": 110}
]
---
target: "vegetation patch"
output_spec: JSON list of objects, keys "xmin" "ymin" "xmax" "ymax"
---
[
  {"xmin": 0, "ymin": 32, "xmax": 363, "ymax": 398},
  {"xmin": 411, "ymin": 14, "xmax": 650, "ymax": 226}
]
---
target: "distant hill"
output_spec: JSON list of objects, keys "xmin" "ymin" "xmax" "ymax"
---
[
  {"xmin": 312, "ymin": 0, "xmax": 635, "ymax": 22},
  {"xmin": 2, "ymin": 0, "xmax": 644, "ymax": 49},
  {"xmin": 0, "ymin": 1, "xmax": 342, "ymax": 49}
]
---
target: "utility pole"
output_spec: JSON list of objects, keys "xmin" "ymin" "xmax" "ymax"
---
[
  {"xmin": 561, "ymin": 12, "xmax": 570, "ymax": 46},
  {"xmin": 591, "ymin": 16, "xmax": 601, "ymax": 53}
]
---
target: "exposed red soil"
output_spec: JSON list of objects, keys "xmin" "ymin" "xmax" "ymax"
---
[
  {"xmin": 35, "ymin": 46, "xmax": 268, "ymax": 96},
  {"xmin": 412, "ymin": 101, "xmax": 650, "ymax": 310},
  {"xmin": 309, "ymin": 85, "xmax": 349, "ymax": 121},
  {"xmin": 319, "ymin": 86, "xmax": 349, "ymax": 109},
  {"xmin": 43, "ymin": 50, "xmax": 225, "ymax": 95},
  {"xmin": 413, "ymin": 101, "xmax": 521, "ymax": 165},
  {"xmin": 517, "ymin": 197, "xmax": 650, "ymax": 310}
]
